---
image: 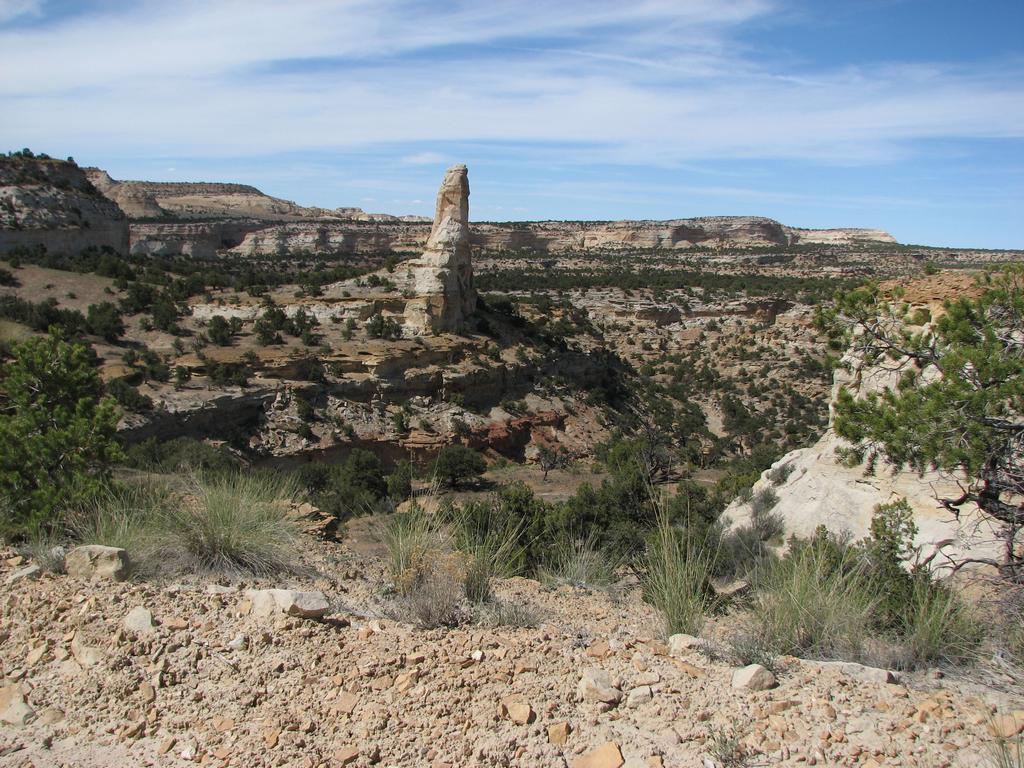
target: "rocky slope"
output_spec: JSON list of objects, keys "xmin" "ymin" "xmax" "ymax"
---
[
  {"xmin": 2, "ymin": 537, "xmax": 1020, "ymax": 768},
  {"xmin": 0, "ymin": 156, "xmax": 129, "ymax": 256}
]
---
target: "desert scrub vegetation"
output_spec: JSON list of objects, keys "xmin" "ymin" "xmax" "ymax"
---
[
  {"xmin": 537, "ymin": 530, "xmax": 624, "ymax": 590},
  {"xmin": 642, "ymin": 508, "xmax": 718, "ymax": 637},
  {"xmin": 61, "ymin": 471, "xmax": 304, "ymax": 578},
  {"xmin": 734, "ymin": 500, "xmax": 982, "ymax": 670}
]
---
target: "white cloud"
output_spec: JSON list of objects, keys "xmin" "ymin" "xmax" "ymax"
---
[
  {"xmin": 0, "ymin": 0, "xmax": 1021, "ymax": 168},
  {"xmin": 401, "ymin": 152, "xmax": 448, "ymax": 165}
]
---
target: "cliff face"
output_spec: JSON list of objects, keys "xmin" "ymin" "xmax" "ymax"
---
[
  {"xmin": 79, "ymin": 165, "xmax": 899, "ymax": 258},
  {"xmin": 724, "ymin": 273, "xmax": 1001, "ymax": 570},
  {"xmin": 0, "ymin": 156, "xmax": 129, "ymax": 256}
]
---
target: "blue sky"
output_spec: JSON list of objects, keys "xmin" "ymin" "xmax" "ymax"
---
[{"xmin": 1, "ymin": 0, "xmax": 1022, "ymax": 248}]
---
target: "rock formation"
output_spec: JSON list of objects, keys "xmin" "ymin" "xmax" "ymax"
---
[
  {"xmin": 402, "ymin": 164, "xmax": 476, "ymax": 334},
  {"xmin": 0, "ymin": 156, "xmax": 129, "ymax": 256},
  {"xmin": 725, "ymin": 273, "xmax": 1002, "ymax": 570}
]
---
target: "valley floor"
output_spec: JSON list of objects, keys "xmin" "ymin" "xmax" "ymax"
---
[{"xmin": 1, "ymin": 530, "xmax": 1021, "ymax": 768}]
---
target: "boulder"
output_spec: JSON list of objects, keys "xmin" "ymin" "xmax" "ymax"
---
[
  {"xmin": 577, "ymin": 669, "xmax": 622, "ymax": 705},
  {"xmin": 65, "ymin": 545, "xmax": 131, "ymax": 581},
  {"xmin": 548, "ymin": 721, "xmax": 571, "ymax": 746},
  {"xmin": 626, "ymin": 685, "xmax": 653, "ymax": 708},
  {"xmin": 0, "ymin": 684, "xmax": 35, "ymax": 726},
  {"xmin": 810, "ymin": 660, "xmax": 899, "ymax": 684},
  {"xmin": 245, "ymin": 589, "xmax": 329, "ymax": 619},
  {"xmin": 731, "ymin": 664, "xmax": 776, "ymax": 691},
  {"xmin": 667, "ymin": 634, "xmax": 702, "ymax": 655}
]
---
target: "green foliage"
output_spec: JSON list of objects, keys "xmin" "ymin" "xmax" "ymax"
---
[
  {"xmin": 207, "ymin": 315, "xmax": 234, "ymax": 346},
  {"xmin": 124, "ymin": 436, "xmax": 241, "ymax": 474},
  {"xmin": 825, "ymin": 267, "xmax": 1024, "ymax": 579},
  {"xmin": 106, "ymin": 378, "xmax": 153, "ymax": 412},
  {"xmin": 642, "ymin": 509, "xmax": 718, "ymax": 637},
  {"xmin": 0, "ymin": 295, "xmax": 85, "ymax": 336},
  {"xmin": 387, "ymin": 460, "xmax": 413, "ymax": 501},
  {"xmin": 85, "ymin": 301, "xmax": 124, "ymax": 341},
  {"xmin": 291, "ymin": 450, "xmax": 388, "ymax": 520},
  {"xmin": 432, "ymin": 445, "xmax": 486, "ymax": 489},
  {"xmin": 366, "ymin": 313, "xmax": 402, "ymax": 340},
  {"xmin": 0, "ymin": 330, "xmax": 122, "ymax": 539}
]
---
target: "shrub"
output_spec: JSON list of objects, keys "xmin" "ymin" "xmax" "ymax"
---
[
  {"xmin": 449, "ymin": 500, "xmax": 525, "ymax": 603},
  {"xmin": 391, "ymin": 560, "xmax": 465, "ymax": 628},
  {"xmin": 385, "ymin": 503, "xmax": 446, "ymax": 594},
  {"xmin": 387, "ymin": 460, "xmax": 413, "ymax": 501},
  {"xmin": 0, "ymin": 330, "xmax": 122, "ymax": 539},
  {"xmin": 85, "ymin": 302, "xmax": 124, "ymax": 341},
  {"xmin": 475, "ymin": 599, "xmax": 542, "ymax": 628},
  {"xmin": 124, "ymin": 436, "xmax": 241, "ymax": 474},
  {"xmin": 432, "ymin": 445, "xmax": 486, "ymax": 489},
  {"xmin": 165, "ymin": 472, "xmax": 301, "ymax": 575}
]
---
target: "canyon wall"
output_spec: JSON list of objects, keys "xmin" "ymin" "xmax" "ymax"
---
[{"xmin": 0, "ymin": 156, "xmax": 129, "ymax": 256}]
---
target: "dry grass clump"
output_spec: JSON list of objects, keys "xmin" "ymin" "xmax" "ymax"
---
[
  {"xmin": 537, "ymin": 530, "xmax": 624, "ymax": 591},
  {"xmin": 642, "ymin": 510, "xmax": 717, "ymax": 637},
  {"xmin": 169, "ymin": 472, "xmax": 302, "ymax": 576},
  {"xmin": 747, "ymin": 539, "xmax": 876, "ymax": 661},
  {"xmin": 65, "ymin": 472, "xmax": 303, "ymax": 578}
]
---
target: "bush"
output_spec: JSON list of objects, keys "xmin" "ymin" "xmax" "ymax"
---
[
  {"xmin": 124, "ymin": 436, "xmax": 241, "ymax": 474},
  {"xmin": 0, "ymin": 330, "xmax": 122, "ymax": 539},
  {"xmin": 292, "ymin": 450, "xmax": 388, "ymax": 520},
  {"xmin": 448, "ymin": 499, "xmax": 525, "ymax": 603},
  {"xmin": 748, "ymin": 531, "xmax": 876, "ymax": 660},
  {"xmin": 67, "ymin": 481, "xmax": 173, "ymax": 575},
  {"xmin": 387, "ymin": 460, "xmax": 413, "ymax": 501},
  {"xmin": 106, "ymin": 378, "xmax": 153, "ymax": 412},
  {"xmin": 85, "ymin": 302, "xmax": 125, "ymax": 341},
  {"xmin": 432, "ymin": 445, "xmax": 486, "ymax": 489},
  {"xmin": 384, "ymin": 503, "xmax": 445, "ymax": 594}
]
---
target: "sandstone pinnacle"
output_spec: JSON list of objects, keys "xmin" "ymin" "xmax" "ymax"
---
[{"xmin": 403, "ymin": 164, "xmax": 476, "ymax": 334}]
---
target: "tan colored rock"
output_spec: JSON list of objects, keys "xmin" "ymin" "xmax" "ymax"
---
[
  {"xmin": 69, "ymin": 632, "xmax": 105, "ymax": 668},
  {"xmin": 577, "ymin": 669, "xmax": 622, "ymax": 705},
  {"xmin": 732, "ymin": 664, "xmax": 776, "ymax": 691},
  {"xmin": 4, "ymin": 564, "xmax": 41, "ymax": 585},
  {"xmin": 573, "ymin": 742, "xmax": 625, "ymax": 768},
  {"xmin": 123, "ymin": 606, "xmax": 155, "ymax": 635},
  {"xmin": 500, "ymin": 699, "xmax": 534, "ymax": 725},
  {"xmin": 245, "ymin": 588, "xmax": 329, "ymax": 619},
  {"xmin": 333, "ymin": 746, "xmax": 359, "ymax": 765},
  {"xmin": 0, "ymin": 684, "xmax": 35, "ymax": 726},
  {"xmin": 626, "ymin": 685, "xmax": 653, "ymax": 708},
  {"xmin": 65, "ymin": 545, "xmax": 130, "ymax": 581},
  {"xmin": 548, "ymin": 721, "xmax": 571, "ymax": 746},
  {"xmin": 402, "ymin": 164, "xmax": 476, "ymax": 334},
  {"xmin": 667, "ymin": 633, "xmax": 702, "ymax": 655}
]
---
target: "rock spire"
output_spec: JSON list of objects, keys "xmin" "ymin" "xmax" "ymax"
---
[{"xmin": 403, "ymin": 164, "xmax": 476, "ymax": 334}]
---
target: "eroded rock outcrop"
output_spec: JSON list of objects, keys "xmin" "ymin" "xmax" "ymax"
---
[
  {"xmin": 0, "ymin": 156, "xmax": 129, "ymax": 256},
  {"xmin": 402, "ymin": 164, "xmax": 476, "ymax": 334}
]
